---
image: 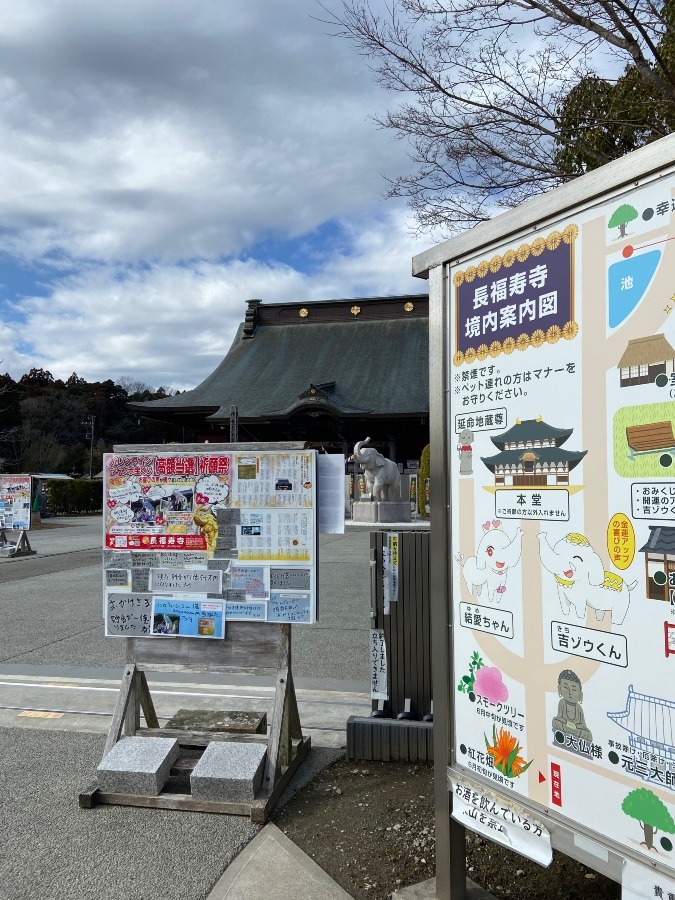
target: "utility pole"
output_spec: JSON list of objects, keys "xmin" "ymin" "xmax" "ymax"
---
[{"xmin": 85, "ymin": 415, "xmax": 95, "ymax": 478}]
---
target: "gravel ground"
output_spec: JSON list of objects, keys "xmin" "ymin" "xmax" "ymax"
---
[
  {"xmin": 273, "ymin": 757, "xmax": 622, "ymax": 900},
  {"xmin": 0, "ymin": 728, "xmax": 258, "ymax": 900}
]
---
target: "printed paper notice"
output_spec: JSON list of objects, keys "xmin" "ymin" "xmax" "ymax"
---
[
  {"xmin": 318, "ymin": 454, "xmax": 345, "ymax": 534},
  {"xmin": 151, "ymin": 597, "xmax": 225, "ymax": 638},
  {"xmin": 370, "ymin": 628, "xmax": 388, "ymax": 699},
  {"xmin": 450, "ymin": 777, "xmax": 552, "ymax": 867},
  {"xmin": 623, "ymin": 859, "xmax": 675, "ymax": 899}
]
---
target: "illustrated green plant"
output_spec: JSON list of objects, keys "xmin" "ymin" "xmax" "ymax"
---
[
  {"xmin": 622, "ymin": 787, "xmax": 675, "ymax": 851},
  {"xmin": 457, "ymin": 651, "xmax": 483, "ymax": 693}
]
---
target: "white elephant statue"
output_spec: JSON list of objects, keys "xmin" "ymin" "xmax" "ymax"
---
[
  {"xmin": 352, "ymin": 437, "xmax": 401, "ymax": 501},
  {"xmin": 457, "ymin": 520, "xmax": 523, "ymax": 604},
  {"xmin": 538, "ymin": 531, "xmax": 636, "ymax": 625}
]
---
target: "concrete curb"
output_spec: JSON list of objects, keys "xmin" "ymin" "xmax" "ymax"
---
[{"xmin": 206, "ymin": 823, "xmax": 353, "ymax": 899}]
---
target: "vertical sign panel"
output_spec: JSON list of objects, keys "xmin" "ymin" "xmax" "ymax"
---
[{"xmin": 448, "ymin": 176, "xmax": 675, "ymax": 874}]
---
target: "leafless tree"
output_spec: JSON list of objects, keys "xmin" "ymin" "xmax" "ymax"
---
[{"xmin": 322, "ymin": 0, "xmax": 675, "ymax": 232}]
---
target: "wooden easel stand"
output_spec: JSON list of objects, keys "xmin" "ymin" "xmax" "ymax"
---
[{"xmin": 79, "ymin": 623, "xmax": 309, "ymax": 822}]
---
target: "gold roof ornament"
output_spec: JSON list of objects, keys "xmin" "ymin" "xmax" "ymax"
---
[
  {"xmin": 404, "ymin": 302, "xmax": 414, "ymax": 312},
  {"xmin": 351, "ymin": 305, "xmax": 361, "ymax": 316},
  {"xmin": 299, "ymin": 308, "xmax": 309, "ymax": 318}
]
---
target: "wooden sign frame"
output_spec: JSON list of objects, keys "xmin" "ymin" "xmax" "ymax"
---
[
  {"xmin": 81, "ymin": 442, "xmax": 313, "ymax": 822},
  {"xmin": 80, "ymin": 622, "xmax": 309, "ymax": 822}
]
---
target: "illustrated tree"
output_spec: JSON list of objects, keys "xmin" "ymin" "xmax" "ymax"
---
[
  {"xmin": 324, "ymin": 0, "xmax": 675, "ymax": 232},
  {"xmin": 608, "ymin": 205, "xmax": 639, "ymax": 239},
  {"xmin": 621, "ymin": 787, "xmax": 675, "ymax": 851}
]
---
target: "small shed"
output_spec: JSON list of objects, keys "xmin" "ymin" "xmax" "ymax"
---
[
  {"xmin": 617, "ymin": 334, "xmax": 675, "ymax": 387},
  {"xmin": 638, "ymin": 525, "xmax": 675, "ymax": 601}
]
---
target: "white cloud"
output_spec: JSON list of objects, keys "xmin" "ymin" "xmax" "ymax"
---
[
  {"xmin": 0, "ymin": 0, "xmax": 409, "ymax": 265},
  {"xmin": 7, "ymin": 209, "xmax": 431, "ymax": 389},
  {"xmin": 0, "ymin": 0, "xmax": 439, "ymax": 392}
]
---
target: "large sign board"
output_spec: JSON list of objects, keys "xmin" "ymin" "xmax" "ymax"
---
[
  {"xmin": 0, "ymin": 475, "xmax": 31, "ymax": 530},
  {"xmin": 443, "ymin": 165, "xmax": 675, "ymax": 878},
  {"xmin": 103, "ymin": 449, "xmax": 317, "ymax": 635}
]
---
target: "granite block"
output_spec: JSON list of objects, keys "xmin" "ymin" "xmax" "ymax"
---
[
  {"xmin": 352, "ymin": 501, "xmax": 412, "ymax": 523},
  {"xmin": 377, "ymin": 501, "xmax": 412, "ymax": 523},
  {"xmin": 351, "ymin": 501, "xmax": 378, "ymax": 523},
  {"xmin": 97, "ymin": 736, "xmax": 179, "ymax": 796},
  {"xmin": 190, "ymin": 741, "xmax": 267, "ymax": 802}
]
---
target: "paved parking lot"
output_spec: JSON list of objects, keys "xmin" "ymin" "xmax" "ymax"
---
[{"xmin": 0, "ymin": 516, "xmax": 374, "ymax": 900}]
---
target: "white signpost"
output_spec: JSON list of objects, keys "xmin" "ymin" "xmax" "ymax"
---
[{"xmin": 416, "ymin": 135, "xmax": 675, "ymax": 896}]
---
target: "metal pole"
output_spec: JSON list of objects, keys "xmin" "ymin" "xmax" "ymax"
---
[
  {"xmin": 88, "ymin": 415, "xmax": 95, "ymax": 479},
  {"xmin": 429, "ymin": 263, "xmax": 467, "ymax": 899}
]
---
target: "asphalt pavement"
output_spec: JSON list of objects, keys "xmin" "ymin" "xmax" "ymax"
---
[{"xmin": 0, "ymin": 516, "xmax": 379, "ymax": 900}]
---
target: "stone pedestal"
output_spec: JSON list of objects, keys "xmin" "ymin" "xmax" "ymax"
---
[
  {"xmin": 190, "ymin": 741, "xmax": 267, "ymax": 802},
  {"xmin": 97, "ymin": 736, "xmax": 179, "ymax": 796},
  {"xmin": 352, "ymin": 501, "xmax": 412, "ymax": 524}
]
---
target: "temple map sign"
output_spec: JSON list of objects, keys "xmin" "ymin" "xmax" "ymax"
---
[{"xmin": 428, "ymin": 144, "xmax": 675, "ymax": 884}]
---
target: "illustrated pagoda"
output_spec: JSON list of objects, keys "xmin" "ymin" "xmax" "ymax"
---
[{"xmin": 481, "ymin": 417, "xmax": 587, "ymax": 487}]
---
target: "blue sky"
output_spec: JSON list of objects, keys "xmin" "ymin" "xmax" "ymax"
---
[{"xmin": 0, "ymin": 0, "xmax": 432, "ymax": 391}]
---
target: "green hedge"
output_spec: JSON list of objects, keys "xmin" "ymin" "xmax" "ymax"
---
[{"xmin": 45, "ymin": 479, "xmax": 103, "ymax": 515}]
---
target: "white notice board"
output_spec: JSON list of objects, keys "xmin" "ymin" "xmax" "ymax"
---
[
  {"xmin": 448, "ymin": 173, "xmax": 675, "ymax": 875},
  {"xmin": 0, "ymin": 475, "xmax": 31, "ymax": 530},
  {"xmin": 103, "ymin": 448, "xmax": 318, "ymax": 635}
]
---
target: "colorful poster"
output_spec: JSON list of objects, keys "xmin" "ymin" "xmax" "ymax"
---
[
  {"xmin": 449, "ymin": 177, "xmax": 675, "ymax": 875},
  {"xmin": 103, "ymin": 449, "xmax": 317, "ymax": 630},
  {"xmin": 151, "ymin": 597, "xmax": 225, "ymax": 639},
  {"xmin": 0, "ymin": 475, "xmax": 31, "ymax": 530}
]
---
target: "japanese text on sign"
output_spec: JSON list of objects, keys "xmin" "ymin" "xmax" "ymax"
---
[
  {"xmin": 551, "ymin": 622, "xmax": 628, "ymax": 667},
  {"xmin": 370, "ymin": 628, "xmax": 388, "ymax": 700}
]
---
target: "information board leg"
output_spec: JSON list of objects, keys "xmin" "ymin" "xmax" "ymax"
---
[
  {"xmin": 138, "ymin": 670, "xmax": 159, "ymax": 729},
  {"xmin": 123, "ymin": 672, "xmax": 141, "ymax": 738},
  {"xmin": 286, "ymin": 670, "xmax": 302, "ymax": 740},
  {"xmin": 265, "ymin": 624, "xmax": 293, "ymax": 783},
  {"xmin": 104, "ymin": 664, "xmax": 136, "ymax": 756},
  {"xmin": 429, "ymin": 265, "xmax": 468, "ymax": 899}
]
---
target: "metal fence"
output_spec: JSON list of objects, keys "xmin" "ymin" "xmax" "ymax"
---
[
  {"xmin": 348, "ymin": 529, "xmax": 433, "ymax": 762},
  {"xmin": 370, "ymin": 529, "xmax": 432, "ymax": 719}
]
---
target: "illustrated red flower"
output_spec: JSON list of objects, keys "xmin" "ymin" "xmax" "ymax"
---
[{"xmin": 484, "ymin": 726, "xmax": 532, "ymax": 779}]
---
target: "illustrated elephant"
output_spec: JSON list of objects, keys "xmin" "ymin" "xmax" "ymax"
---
[
  {"xmin": 457, "ymin": 521, "xmax": 523, "ymax": 604},
  {"xmin": 538, "ymin": 531, "xmax": 636, "ymax": 625},
  {"xmin": 353, "ymin": 437, "xmax": 401, "ymax": 501}
]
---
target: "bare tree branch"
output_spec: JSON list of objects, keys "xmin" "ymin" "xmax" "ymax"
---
[{"xmin": 319, "ymin": 0, "xmax": 675, "ymax": 232}]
